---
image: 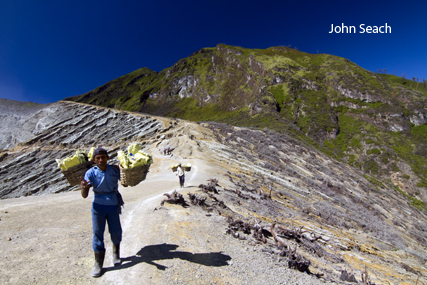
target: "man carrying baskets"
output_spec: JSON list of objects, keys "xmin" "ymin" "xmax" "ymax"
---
[
  {"xmin": 176, "ymin": 163, "xmax": 185, "ymax": 188},
  {"xmin": 80, "ymin": 147, "xmax": 127, "ymax": 278}
]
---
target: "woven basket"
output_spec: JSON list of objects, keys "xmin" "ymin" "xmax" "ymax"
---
[
  {"xmin": 120, "ymin": 164, "xmax": 151, "ymax": 187},
  {"xmin": 171, "ymin": 166, "xmax": 178, "ymax": 172},
  {"xmin": 61, "ymin": 161, "xmax": 94, "ymax": 186},
  {"xmin": 184, "ymin": 166, "xmax": 191, "ymax": 172}
]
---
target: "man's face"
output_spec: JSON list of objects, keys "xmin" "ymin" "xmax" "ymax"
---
[{"xmin": 93, "ymin": 153, "xmax": 108, "ymax": 169}]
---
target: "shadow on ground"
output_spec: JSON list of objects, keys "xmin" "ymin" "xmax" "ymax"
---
[{"xmin": 104, "ymin": 243, "xmax": 231, "ymax": 272}]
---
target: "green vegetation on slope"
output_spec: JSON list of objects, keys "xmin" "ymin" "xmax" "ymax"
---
[{"xmin": 65, "ymin": 44, "xmax": 427, "ymax": 209}]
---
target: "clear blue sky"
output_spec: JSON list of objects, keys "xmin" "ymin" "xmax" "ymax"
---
[{"xmin": 1, "ymin": 0, "xmax": 426, "ymax": 104}]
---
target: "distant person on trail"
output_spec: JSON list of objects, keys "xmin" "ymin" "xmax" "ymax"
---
[
  {"xmin": 176, "ymin": 163, "xmax": 185, "ymax": 188},
  {"xmin": 80, "ymin": 147, "xmax": 127, "ymax": 278},
  {"xmin": 164, "ymin": 144, "xmax": 171, "ymax": 155}
]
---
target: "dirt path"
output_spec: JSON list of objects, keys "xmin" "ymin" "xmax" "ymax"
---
[{"xmin": 99, "ymin": 152, "xmax": 217, "ymax": 284}]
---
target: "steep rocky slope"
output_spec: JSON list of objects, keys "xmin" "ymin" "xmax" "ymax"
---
[
  {"xmin": 0, "ymin": 101, "xmax": 426, "ymax": 284},
  {"xmin": 0, "ymin": 101, "xmax": 169, "ymax": 198},
  {"xmin": 0, "ymin": 99, "xmax": 50, "ymax": 150},
  {"xmin": 64, "ymin": 44, "xmax": 427, "ymax": 208}
]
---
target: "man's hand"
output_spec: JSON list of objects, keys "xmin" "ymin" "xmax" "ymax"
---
[
  {"xmin": 80, "ymin": 179, "xmax": 89, "ymax": 188},
  {"xmin": 80, "ymin": 177, "xmax": 90, "ymax": 198}
]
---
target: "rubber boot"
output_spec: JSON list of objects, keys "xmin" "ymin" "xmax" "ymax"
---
[
  {"xmin": 113, "ymin": 243, "xmax": 121, "ymax": 266},
  {"xmin": 91, "ymin": 250, "xmax": 105, "ymax": 278}
]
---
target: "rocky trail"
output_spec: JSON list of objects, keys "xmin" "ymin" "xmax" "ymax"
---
[{"xmin": 0, "ymin": 101, "xmax": 426, "ymax": 284}]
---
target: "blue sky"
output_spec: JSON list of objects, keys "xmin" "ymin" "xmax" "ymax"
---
[{"xmin": 1, "ymin": 0, "xmax": 426, "ymax": 104}]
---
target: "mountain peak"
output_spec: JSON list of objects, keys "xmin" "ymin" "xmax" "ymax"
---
[{"xmin": 64, "ymin": 45, "xmax": 427, "ymax": 205}]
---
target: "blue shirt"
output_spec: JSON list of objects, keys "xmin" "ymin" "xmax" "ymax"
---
[{"xmin": 84, "ymin": 165, "xmax": 120, "ymax": 206}]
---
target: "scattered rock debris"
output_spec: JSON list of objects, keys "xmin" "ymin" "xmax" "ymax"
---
[
  {"xmin": 226, "ymin": 217, "xmax": 268, "ymax": 244},
  {"xmin": 160, "ymin": 190, "xmax": 187, "ymax": 206},
  {"xmin": 198, "ymin": 178, "xmax": 219, "ymax": 194},
  {"xmin": 270, "ymin": 223, "xmax": 319, "ymax": 276},
  {"xmin": 187, "ymin": 193, "xmax": 206, "ymax": 206},
  {"xmin": 158, "ymin": 174, "xmax": 425, "ymax": 283},
  {"xmin": 182, "ymin": 179, "xmax": 332, "ymax": 278},
  {"xmin": 286, "ymin": 245, "xmax": 311, "ymax": 274},
  {"xmin": 340, "ymin": 269, "xmax": 357, "ymax": 283}
]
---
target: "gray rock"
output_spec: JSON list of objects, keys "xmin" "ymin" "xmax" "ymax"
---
[{"xmin": 0, "ymin": 101, "xmax": 169, "ymax": 198}]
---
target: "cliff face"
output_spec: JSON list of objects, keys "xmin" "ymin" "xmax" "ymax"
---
[
  {"xmin": 65, "ymin": 44, "xmax": 427, "ymax": 205},
  {"xmin": 0, "ymin": 99, "xmax": 52, "ymax": 150},
  {"xmin": 0, "ymin": 100, "xmax": 426, "ymax": 284},
  {"xmin": 0, "ymin": 101, "xmax": 168, "ymax": 198}
]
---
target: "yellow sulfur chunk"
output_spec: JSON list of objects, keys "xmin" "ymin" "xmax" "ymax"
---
[
  {"xmin": 127, "ymin": 143, "xmax": 142, "ymax": 156},
  {"xmin": 87, "ymin": 147, "xmax": 95, "ymax": 161},
  {"xmin": 77, "ymin": 153, "xmax": 87, "ymax": 164},
  {"xmin": 115, "ymin": 146, "xmax": 154, "ymax": 169},
  {"xmin": 61, "ymin": 154, "xmax": 82, "ymax": 170},
  {"xmin": 56, "ymin": 148, "xmax": 92, "ymax": 171},
  {"xmin": 56, "ymin": 159, "xmax": 65, "ymax": 170},
  {"xmin": 143, "ymin": 151, "xmax": 153, "ymax": 164},
  {"xmin": 117, "ymin": 150, "xmax": 130, "ymax": 169},
  {"xmin": 131, "ymin": 151, "xmax": 153, "ymax": 168},
  {"xmin": 146, "ymin": 153, "xmax": 154, "ymax": 165},
  {"xmin": 131, "ymin": 158, "xmax": 147, "ymax": 168},
  {"xmin": 133, "ymin": 152, "xmax": 148, "ymax": 164}
]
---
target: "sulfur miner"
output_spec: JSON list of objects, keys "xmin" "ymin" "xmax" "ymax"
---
[
  {"xmin": 80, "ymin": 147, "xmax": 128, "ymax": 278},
  {"xmin": 176, "ymin": 163, "xmax": 185, "ymax": 188}
]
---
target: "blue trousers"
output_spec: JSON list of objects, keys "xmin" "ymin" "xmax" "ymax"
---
[
  {"xmin": 179, "ymin": 175, "xmax": 185, "ymax": 186},
  {"xmin": 91, "ymin": 203, "xmax": 122, "ymax": 251}
]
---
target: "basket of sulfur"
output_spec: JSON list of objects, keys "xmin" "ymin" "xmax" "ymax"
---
[
  {"xmin": 171, "ymin": 163, "xmax": 191, "ymax": 172},
  {"xmin": 56, "ymin": 147, "xmax": 95, "ymax": 186},
  {"xmin": 117, "ymin": 143, "xmax": 153, "ymax": 187}
]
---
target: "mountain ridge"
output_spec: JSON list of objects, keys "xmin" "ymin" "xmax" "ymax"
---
[{"xmin": 64, "ymin": 44, "xmax": 427, "ymax": 208}]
